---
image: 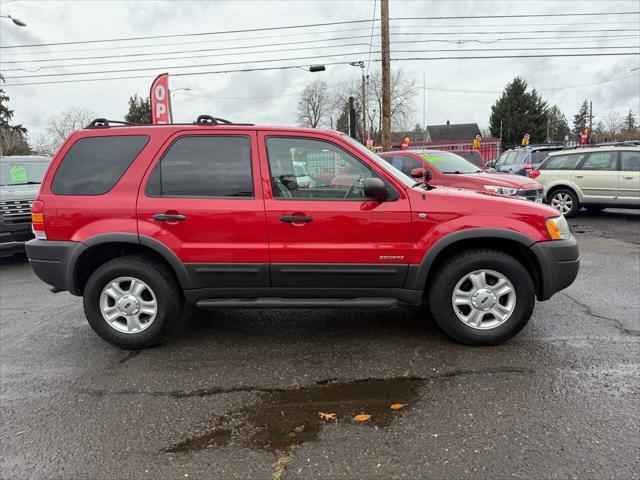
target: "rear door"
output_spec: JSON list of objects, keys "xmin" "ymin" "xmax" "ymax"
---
[
  {"xmin": 574, "ymin": 150, "xmax": 619, "ymax": 204},
  {"xmin": 258, "ymin": 132, "xmax": 411, "ymax": 288},
  {"xmin": 618, "ymin": 150, "xmax": 640, "ymax": 206},
  {"xmin": 137, "ymin": 130, "xmax": 270, "ymax": 288}
]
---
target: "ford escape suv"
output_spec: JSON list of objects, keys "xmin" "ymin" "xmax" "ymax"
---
[{"xmin": 26, "ymin": 117, "xmax": 580, "ymax": 349}]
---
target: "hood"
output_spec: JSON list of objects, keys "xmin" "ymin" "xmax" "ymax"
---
[
  {"xmin": 0, "ymin": 183, "xmax": 41, "ymax": 201},
  {"xmin": 461, "ymin": 172, "xmax": 540, "ymax": 189}
]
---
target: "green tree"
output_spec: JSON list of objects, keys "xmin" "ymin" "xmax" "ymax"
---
[
  {"xmin": 0, "ymin": 75, "xmax": 30, "ymax": 155},
  {"xmin": 546, "ymin": 105, "xmax": 570, "ymax": 142},
  {"xmin": 572, "ymin": 100, "xmax": 590, "ymax": 138},
  {"xmin": 489, "ymin": 77, "xmax": 548, "ymax": 149},
  {"xmin": 124, "ymin": 94, "xmax": 151, "ymax": 124},
  {"xmin": 624, "ymin": 109, "xmax": 637, "ymax": 133},
  {"xmin": 335, "ymin": 101, "xmax": 349, "ymax": 134}
]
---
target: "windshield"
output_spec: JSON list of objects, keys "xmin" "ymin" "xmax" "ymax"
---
[
  {"xmin": 0, "ymin": 158, "xmax": 50, "ymax": 186},
  {"xmin": 293, "ymin": 165, "xmax": 308, "ymax": 177},
  {"xmin": 419, "ymin": 151, "xmax": 481, "ymax": 174},
  {"xmin": 341, "ymin": 134, "xmax": 416, "ymax": 188}
]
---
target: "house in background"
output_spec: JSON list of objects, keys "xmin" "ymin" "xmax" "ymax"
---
[{"xmin": 391, "ymin": 121, "xmax": 502, "ymax": 160}]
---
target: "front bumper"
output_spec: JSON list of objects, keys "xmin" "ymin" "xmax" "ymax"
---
[
  {"xmin": 0, "ymin": 224, "xmax": 34, "ymax": 257},
  {"xmin": 530, "ymin": 235, "xmax": 580, "ymax": 301}
]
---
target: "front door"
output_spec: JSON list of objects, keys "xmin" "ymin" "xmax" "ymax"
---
[
  {"xmin": 574, "ymin": 150, "xmax": 619, "ymax": 204},
  {"xmin": 618, "ymin": 150, "xmax": 640, "ymax": 206},
  {"xmin": 137, "ymin": 131, "xmax": 269, "ymax": 288},
  {"xmin": 258, "ymin": 132, "xmax": 411, "ymax": 288}
]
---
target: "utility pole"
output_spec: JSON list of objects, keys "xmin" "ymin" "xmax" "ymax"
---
[
  {"xmin": 361, "ymin": 69, "xmax": 367, "ymax": 142},
  {"xmin": 589, "ymin": 101, "xmax": 593, "ymax": 144},
  {"xmin": 380, "ymin": 0, "xmax": 391, "ymax": 150},
  {"xmin": 422, "ymin": 73, "xmax": 426, "ymax": 144},
  {"xmin": 348, "ymin": 96, "xmax": 357, "ymax": 139}
]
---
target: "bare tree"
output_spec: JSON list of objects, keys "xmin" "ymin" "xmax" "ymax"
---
[
  {"xmin": 297, "ymin": 80, "xmax": 331, "ymax": 128},
  {"xmin": 602, "ymin": 110, "xmax": 623, "ymax": 137},
  {"xmin": 38, "ymin": 108, "xmax": 95, "ymax": 154}
]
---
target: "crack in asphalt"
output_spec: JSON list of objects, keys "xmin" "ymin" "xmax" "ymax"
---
[
  {"xmin": 561, "ymin": 292, "xmax": 640, "ymax": 337},
  {"xmin": 77, "ymin": 367, "xmax": 534, "ymax": 399},
  {"xmin": 118, "ymin": 350, "xmax": 141, "ymax": 364}
]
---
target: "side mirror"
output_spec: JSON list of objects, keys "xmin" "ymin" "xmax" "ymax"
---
[
  {"xmin": 363, "ymin": 178, "xmax": 387, "ymax": 202},
  {"xmin": 410, "ymin": 167, "xmax": 425, "ymax": 179}
]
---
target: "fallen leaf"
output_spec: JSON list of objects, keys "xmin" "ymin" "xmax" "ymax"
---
[
  {"xmin": 15, "ymin": 431, "xmax": 24, "ymax": 436},
  {"xmin": 318, "ymin": 412, "xmax": 336, "ymax": 421},
  {"xmin": 390, "ymin": 403, "xmax": 408, "ymax": 410},
  {"xmin": 353, "ymin": 414, "xmax": 371, "ymax": 422}
]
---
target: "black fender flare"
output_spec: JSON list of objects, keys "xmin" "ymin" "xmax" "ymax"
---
[
  {"xmin": 404, "ymin": 228, "xmax": 537, "ymax": 291},
  {"xmin": 66, "ymin": 233, "xmax": 191, "ymax": 294}
]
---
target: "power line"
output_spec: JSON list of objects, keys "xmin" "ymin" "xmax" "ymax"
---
[
  {"xmin": 4, "ymin": 44, "xmax": 637, "ymax": 73},
  {"xmin": 366, "ymin": 0, "xmax": 377, "ymax": 76},
  {"xmin": 2, "ymin": 11, "xmax": 638, "ymax": 49},
  {"xmin": 4, "ymin": 52, "xmax": 639, "ymax": 87}
]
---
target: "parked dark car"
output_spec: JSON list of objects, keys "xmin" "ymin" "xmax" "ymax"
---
[
  {"xmin": 0, "ymin": 155, "xmax": 51, "ymax": 257},
  {"xmin": 491, "ymin": 145, "xmax": 566, "ymax": 176},
  {"xmin": 451, "ymin": 149, "xmax": 488, "ymax": 170}
]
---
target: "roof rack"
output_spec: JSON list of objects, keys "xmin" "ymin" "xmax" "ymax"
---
[
  {"xmin": 193, "ymin": 115, "xmax": 254, "ymax": 126},
  {"xmin": 86, "ymin": 118, "xmax": 139, "ymax": 128}
]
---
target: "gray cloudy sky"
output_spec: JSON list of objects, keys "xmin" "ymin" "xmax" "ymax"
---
[{"xmin": 1, "ymin": 0, "xmax": 639, "ymax": 142}]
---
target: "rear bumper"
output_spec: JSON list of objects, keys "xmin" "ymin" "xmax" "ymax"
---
[
  {"xmin": 25, "ymin": 239, "xmax": 79, "ymax": 292},
  {"xmin": 530, "ymin": 235, "xmax": 580, "ymax": 301}
]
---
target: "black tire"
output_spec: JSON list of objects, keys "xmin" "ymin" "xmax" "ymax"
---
[
  {"xmin": 547, "ymin": 187, "xmax": 580, "ymax": 218},
  {"xmin": 428, "ymin": 249, "xmax": 535, "ymax": 346},
  {"xmin": 83, "ymin": 255, "xmax": 183, "ymax": 349}
]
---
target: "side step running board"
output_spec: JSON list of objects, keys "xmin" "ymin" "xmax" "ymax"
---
[{"xmin": 196, "ymin": 297, "xmax": 399, "ymax": 309}]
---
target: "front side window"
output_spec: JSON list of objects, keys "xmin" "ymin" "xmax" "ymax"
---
[
  {"xmin": 147, "ymin": 136, "xmax": 253, "ymax": 197},
  {"xmin": 579, "ymin": 151, "xmax": 617, "ymax": 171},
  {"xmin": 540, "ymin": 153, "xmax": 584, "ymax": 170},
  {"xmin": 52, "ymin": 135, "xmax": 148, "ymax": 195},
  {"xmin": 621, "ymin": 151, "xmax": 640, "ymax": 172},
  {"xmin": 384, "ymin": 155, "xmax": 423, "ymax": 176},
  {"xmin": 266, "ymin": 137, "xmax": 381, "ymax": 200}
]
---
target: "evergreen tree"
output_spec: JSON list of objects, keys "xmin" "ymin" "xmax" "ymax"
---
[
  {"xmin": 546, "ymin": 105, "xmax": 570, "ymax": 142},
  {"xmin": 124, "ymin": 94, "xmax": 152, "ymax": 124},
  {"xmin": 335, "ymin": 101, "xmax": 350, "ymax": 134},
  {"xmin": 489, "ymin": 77, "xmax": 548, "ymax": 149},
  {"xmin": 572, "ymin": 100, "xmax": 590, "ymax": 138},
  {"xmin": 624, "ymin": 109, "xmax": 637, "ymax": 132},
  {"xmin": 0, "ymin": 75, "xmax": 30, "ymax": 155}
]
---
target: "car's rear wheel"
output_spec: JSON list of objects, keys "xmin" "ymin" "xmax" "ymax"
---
[
  {"xmin": 428, "ymin": 249, "xmax": 535, "ymax": 345},
  {"xmin": 83, "ymin": 255, "xmax": 183, "ymax": 349},
  {"xmin": 548, "ymin": 188, "xmax": 580, "ymax": 217}
]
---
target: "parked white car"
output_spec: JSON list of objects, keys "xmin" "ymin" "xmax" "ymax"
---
[{"xmin": 530, "ymin": 145, "xmax": 640, "ymax": 217}]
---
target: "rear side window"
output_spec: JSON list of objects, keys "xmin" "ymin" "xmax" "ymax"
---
[
  {"xmin": 540, "ymin": 154, "xmax": 584, "ymax": 170},
  {"xmin": 579, "ymin": 151, "xmax": 617, "ymax": 171},
  {"xmin": 147, "ymin": 136, "xmax": 253, "ymax": 197},
  {"xmin": 51, "ymin": 136, "xmax": 148, "ymax": 195},
  {"xmin": 621, "ymin": 151, "xmax": 640, "ymax": 171}
]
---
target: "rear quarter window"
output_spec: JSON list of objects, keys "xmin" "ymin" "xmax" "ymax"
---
[{"xmin": 51, "ymin": 135, "xmax": 148, "ymax": 195}]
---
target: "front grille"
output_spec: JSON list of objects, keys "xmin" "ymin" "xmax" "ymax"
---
[{"xmin": 0, "ymin": 199, "xmax": 33, "ymax": 219}]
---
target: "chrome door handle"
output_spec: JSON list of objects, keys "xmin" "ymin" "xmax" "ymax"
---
[
  {"xmin": 575, "ymin": 174, "xmax": 584, "ymax": 178},
  {"xmin": 622, "ymin": 175, "xmax": 634, "ymax": 179},
  {"xmin": 153, "ymin": 213, "xmax": 186, "ymax": 222}
]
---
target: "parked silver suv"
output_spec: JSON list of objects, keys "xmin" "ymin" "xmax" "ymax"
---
[{"xmin": 532, "ymin": 145, "xmax": 640, "ymax": 217}]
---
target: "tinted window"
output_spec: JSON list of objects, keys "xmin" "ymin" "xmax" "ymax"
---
[
  {"xmin": 511, "ymin": 150, "xmax": 527, "ymax": 165},
  {"xmin": 621, "ymin": 151, "xmax": 640, "ymax": 171},
  {"xmin": 532, "ymin": 151, "xmax": 551, "ymax": 163},
  {"xmin": 579, "ymin": 151, "xmax": 617, "ymax": 171},
  {"xmin": 540, "ymin": 153, "xmax": 585, "ymax": 170},
  {"xmin": 52, "ymin": 136, "xmax": 148, "ymax": 195},
  {"xmin": 147, "ymin": 136, "xmax": 253, "ymax": 197},
  {"xmin": 0, "ymin": 158, "xmax": 50, "ymax": 186},
  {"xmin": 266, "ymin": 137, "xmax": 385, "ymax": 200},
  {"xmin": 456, "ymin": 151, "xmax": 483, "ymax": 167}
]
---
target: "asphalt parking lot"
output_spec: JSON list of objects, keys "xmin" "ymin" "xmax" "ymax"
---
[{"xmin": 1, "ymin": 209, "xmax": 639, "ymax": 479}]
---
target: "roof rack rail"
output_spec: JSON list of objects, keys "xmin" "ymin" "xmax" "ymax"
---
[
  {"xmin": 193, "ymin": 115, "xmax": 254, "ymax": 126},
  {"xmin": 86, "ymin": 118, "xmax": 138, "ymax": 128}
]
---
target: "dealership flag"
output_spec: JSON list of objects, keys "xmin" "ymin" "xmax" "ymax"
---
[{"xmin": 150, "ymin": 73, "xmax": 172, "ymax": 124}]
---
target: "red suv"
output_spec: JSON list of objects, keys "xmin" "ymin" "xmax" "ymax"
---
[
  {"xmin": 379, "ymin": 150, "xmax": 544, "ymax": 203},
  {"xmin": 26, "ymin": 117, "xmax": 579, "ymax": 349}
]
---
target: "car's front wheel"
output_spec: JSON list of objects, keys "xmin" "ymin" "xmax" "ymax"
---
[
  {"xmin": 548, "ymin": 188, "xmax": 580, "ymax": 217},
  {"xmin": 83, "ymin": 255, "xmax": 183, "ymax": 349},
  {"xmin": 428, "ymin": 249, "xmax": 535, "ymax": 345}
]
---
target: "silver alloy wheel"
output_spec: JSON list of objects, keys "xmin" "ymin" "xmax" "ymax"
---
[
  {"xmin": 99, "ymin": 276, "xmax": 158, "ymax": 334},
  {"xmin": 451, "ymin": 269, "xmax": 516, "ymax": 330},
  {"xmin": 550, "ymin": 192, "xmax": 573, "ymax": 215}
]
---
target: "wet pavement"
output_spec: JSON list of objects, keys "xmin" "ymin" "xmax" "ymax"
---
[{"xmin": 1, "ymin": 209, "xmax": 639, "ymax": 479}]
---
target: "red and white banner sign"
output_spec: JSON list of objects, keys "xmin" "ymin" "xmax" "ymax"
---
[{"xmin": 150, "ymin": 73, "xmax": 172, "ymax": 124}]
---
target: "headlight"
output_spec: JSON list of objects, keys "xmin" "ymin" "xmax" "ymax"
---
[
  {"xmin": 484, "ymin": 185, "xmax": 519, "ymax": 196},
  {"xmin": 546, "ymin": 215, "xmax": 571, "ymax": 240}
]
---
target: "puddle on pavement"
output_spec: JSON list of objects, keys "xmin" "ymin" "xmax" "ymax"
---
[{"xmin": 166, "ymin": 377, "xmax": 422, "ymax": 454}]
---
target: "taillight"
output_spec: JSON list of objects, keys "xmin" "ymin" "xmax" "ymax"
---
[
  {"xmin": 524, "ymin": 162, "xmax": 533, "ymax": 173},
  {"xmin": 31, "ymin": 199, "xmax": 47, "ymax": 240},
  {"xmin": 529, "ymin": 170, "xmax": 541, "ymax": 179}
]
